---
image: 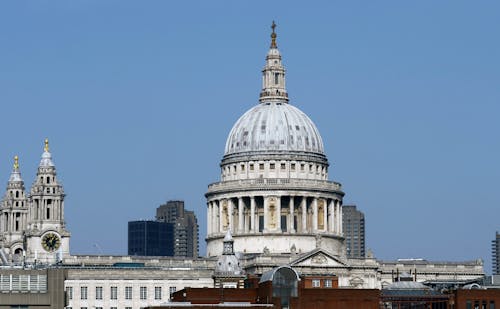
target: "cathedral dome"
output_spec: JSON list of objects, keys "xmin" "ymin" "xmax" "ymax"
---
[{"xmin": 224, "ymin": 102, "xmax": 325, "ymax": 157}]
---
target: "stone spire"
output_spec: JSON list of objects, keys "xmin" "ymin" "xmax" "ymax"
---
[
  {"xmin": 214, "ymin": 229, "xmax": 245, "ymax": 288},
  {"xmin": 259, "ymin": 21, "xmax": 289, "ymax": 103},
  {"xmin": 3, "ymin": 155, "xmax": 27, "ymax": 204},
  {"xmin": 29, "ymin": 138, "xmax": 65, "ymax": 224},
  {"xmin": 39, "ymin": 138, "xmax": 54, "ymax": 167},
  {"xmin": 25, "ymin": 138, "xmax": 70, "ymax": 264},
  {"xmin": 0, "ymin": 155, "xmax": 28, "ymax": 261},
  {"xmin": 8, "ymin": 156, "xmax": 22, "ymax": 183},
  {"xmin": 222, "ymin": 229, "xmax": 234, "ymax": 255}
]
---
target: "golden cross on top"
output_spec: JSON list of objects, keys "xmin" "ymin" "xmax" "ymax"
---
[
  {"xmin": 270, "ymin": 21, "xmax": 277, "ymax": 48},
  {"xmin": 13, "ymin": 155, "xmax": 19, "ymax": 170},
  {"xmin": 44, "ymin": 138, "xmax": 49, "ymax": 152}
]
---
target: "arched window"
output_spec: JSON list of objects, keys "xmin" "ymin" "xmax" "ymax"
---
[{"xmin": 15, "ymin": 191, "xmax": 19, "ymax": 198}]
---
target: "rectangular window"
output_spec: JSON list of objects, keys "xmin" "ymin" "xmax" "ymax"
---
[
  {"xmin": 259, "ymin": 163, "xmax": 264, "ymax": 170},
  {"xmin": 125, "ymin": 286, "xmax": 132, "ymax": 300},
  {"xmin": 169, "ymin": 286, "xmax": 177, "ymax": 297},
  {"xmin": 490, "ymin": 301, "xmax": 495, "ymax": 309},
  {"xmin": 291, "ymin": 163, "xmax": 296, "ymax": 170},
  {"xmin": 111, "ymin": 307, "xmax": 117, "ymax": 309},
  {"xmin": 300, "ymin": 163, "xmax": 305, "ymax": 171},
  {"xmin": 280, "ymin": 163, "xmax": 286, "ymax": 170},
  {"xmin": 140, "ymin": 286, "xmax": 147, "ymax": 300},
  {"xmin": 154, "ymin": 286, "xmax": 162, "ymax": 300},
  {"xmin": 249, "ymin": 164, "xmax": 254, "ymax": 171},
  {"xmin": 80, "ymin": 286, "xmax": 88, "ymax": 300},
  {"xmin": 312, "ymin": 279, "xmax": 321, "ymax": 288},
  {"xmin": 274, "ymin": 73, "xmax": 279, "ymax": 85},
  {"xmin": 241, "ymin": 164, "xmax": 245, "ymax": 172},
  {"xmin": 270, "ymin": 163, "xmax": 275, "ymax": 170},
  {"xmin": 95, "ymin": 286, "xmax": 103, "ymax": 300},
  {"xmin": 66, "ymin": 286, "xmax": 73, "ymax": 300},
  {"xmin": 110, "ymin": 286, "xmax": 118, "ymax": 300},
  {"xmin": 324, "ymin": 279, "xmax": 332, "ymax": 288},
  {"xmin": 95, "ymin": 307, "xmax": 102, "ymax": 309}
]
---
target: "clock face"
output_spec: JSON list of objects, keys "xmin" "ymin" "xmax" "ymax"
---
[{"xmin": 41, "ymin": 233, "xmax": 61, "ymax": 252}]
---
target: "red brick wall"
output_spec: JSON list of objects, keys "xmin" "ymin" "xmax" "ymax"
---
[
  {"xmin": 453, "ymin": 289, "xmax": 500, "ymax": 309},
  {"xmin": 171, "ymin": 287, "xmax": 258, "ymax": 304}
]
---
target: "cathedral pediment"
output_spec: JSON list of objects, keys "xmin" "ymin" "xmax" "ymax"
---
[{"xmin": 290, "ymin": 248, "xmax": 348, "ymax": 268}]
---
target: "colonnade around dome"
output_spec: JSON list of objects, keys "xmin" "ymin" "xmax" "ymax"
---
[{"xmin": 206, "ymin": 184, "xmax": 345, "ymax": 256}]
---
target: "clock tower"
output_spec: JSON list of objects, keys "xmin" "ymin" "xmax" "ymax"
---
[{"xmin": 25, "ymin": 139, "xmax": 70, "ymax": 264}]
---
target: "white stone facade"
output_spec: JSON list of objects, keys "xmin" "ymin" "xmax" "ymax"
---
[
  {"xmin": 206, "ymin": 24, "xmax": 345, "ymax": 258},
  {"xmin": 0, "ymin": 139, "xmax": 70, "ymax": 265}
]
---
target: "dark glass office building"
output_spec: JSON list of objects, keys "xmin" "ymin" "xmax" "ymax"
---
[
  {"xmin": 128, "ymin": 220, "xmax": 174, "ymax": 256},
  {"xmin": 342, "ymin": 205, "xmax": 366, "ymax": 258}
]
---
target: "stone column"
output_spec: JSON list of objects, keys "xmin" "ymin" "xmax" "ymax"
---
[
  {"xmin": 207, "ymin": 202, "xmax": 211, "ymax": 235},
  {"xmin": 301, "ymin": 197, "xmax": 307, "ymax": 233},
  {"xmin": 339, "ymin": 203, "xmax": 343, "ymax": 236},
  {"xmin": 244, "ymin": 209, "xmax": 249, "ymax": 232},
  {"xmin": 289, "ymin": 197, "xmax": 295, "ymax": 233},
  {"xmin": 335, "ymin": 200, "xmax": 341, "ymax": 234},
  {"xmin": 250, "ymin": 196, "xmax": 256, "ymax": 232},
  {"xmin": 211, "ymin": 202, "xmax": 216, "ymax": 235},
  {"xmin": 238, "ymin": 197, "xmax": 244, "ymax": 232},
  {"xmin": 276, "ymin": 196, "xmax": 281, "ymax": 231},
  {"xmin": 328, "ymin": 199, "xmax": 334, "ymax": 232},
  {"xmin": 312, "ymin": 198, "xmax": 318, "ymax": 232},
  {"xmin": 219, "ymin": 200, "xmax": 224, "ymax": 233},
  {"xmin": 263, "ymin": 196, "xmax": 268, "ymax": 232},
  {"xmin": 323, "ymin": 199, "xmax": 327, "ymax": 231},
  {"xmin": 214, "ymin": 201, "xmax": 219, "ymax": 233},
  {"xmin": 322, "ymin": 199, "xmax": 328, "ymax": 232},
  {"xmin": 228, "ymin": 199, "xmax": 234, "ymax": 232}
]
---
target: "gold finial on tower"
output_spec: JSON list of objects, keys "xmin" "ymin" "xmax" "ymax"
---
[
  {"xmin": 44, "ymin": 138, "xmax": 49, "ymax": 152},
  {"xmin": 270, "ymin": 21, "xmax": 277, "ymax": 48},
  {"xmin": 13, "ymin": 155, "xmax": 19, "ymax": 170}
]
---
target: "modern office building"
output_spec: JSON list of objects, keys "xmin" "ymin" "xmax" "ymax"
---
[
  {"xmin": 128, "ymin": 220, "xmax": 174, "ymax": 256},
  {"xmin": 342, "ymin": 205, "xmax": 366, "ymax": 258},
  {"xmin": 493, "ymin": 231, "xmax": 500, "ymax": 275},
  {"xmin": 156, "ymin": 200, "xmax": 199, "ymax": 257}
]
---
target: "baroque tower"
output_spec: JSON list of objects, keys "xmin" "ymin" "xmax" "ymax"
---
[
  {"xmin": 25, "ymin": 139, "xmax": 70, "ymax": 263},
  {"xmin": 0, "ymin": 156, "xmax": 29, "ymax": 262}
]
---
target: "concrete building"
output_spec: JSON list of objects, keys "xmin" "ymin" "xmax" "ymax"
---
[
  {"xmin": 342, "ymin": 205, "xmax": 365, "ymax": 258},
  {"xmin": 156, "ymin": 200, "xmax": 199, "ymax": 257},
  {"xmin": 128, "ymin": 220, "xmax": 174, "ymax": 256},
  {"xmin": 493, "ymin": 231, "xmax": 500, "ymax": 275},
  {"xmin": 0, "ymin": 268, "xmax": 66, "ymax": 309}
]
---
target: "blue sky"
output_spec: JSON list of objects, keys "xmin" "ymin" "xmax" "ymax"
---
[{"xmin": 1, "ymin": 1, "xmax": 499, "ymax": 272}]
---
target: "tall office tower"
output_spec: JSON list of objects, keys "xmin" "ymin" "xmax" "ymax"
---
[
  {"xmin": 493, "ymin": 231, "xmax": 500, "ymax": 275},
  {"xmin": 156, "ymin": 200, "xmax": 199, "ymax": 257},
  {"xmin": 342, "ymin": 205, "xmax": 365, "ymax": 258},
  {"xmin": 128, "ymin": 220, "xmax": 174, "ymax": 256}
]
